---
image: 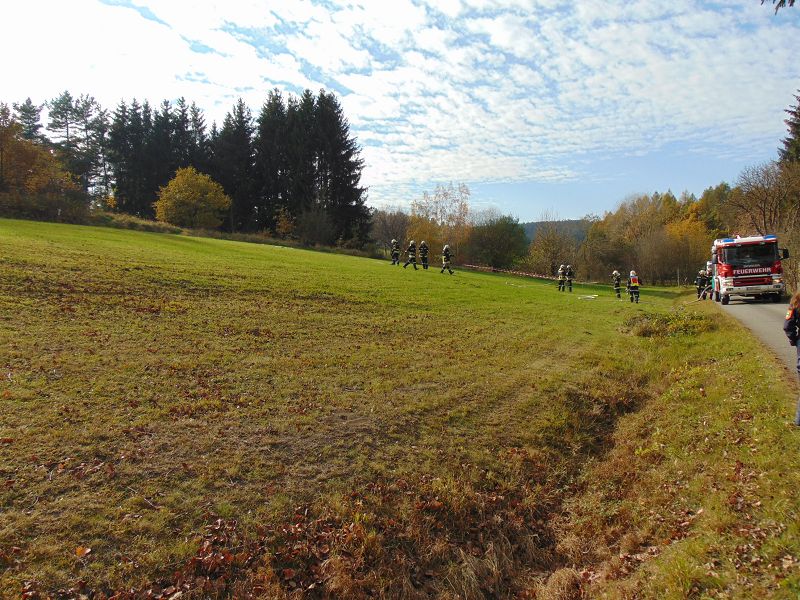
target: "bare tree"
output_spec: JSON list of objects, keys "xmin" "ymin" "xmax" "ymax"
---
[
  {"xmin": 408, "ymin": 183, "xmax": 471, "ymax": 255},
  {"xmin": 370, "ymin": 207, "xmax": 410, "ymax": 252},
  {"xmin": 524, "ymin": 211, "xmax": 577, "ymax": 276},
  {"xmin": 729, "ymin": 162, "xmax": 799, "ymax": 235}
]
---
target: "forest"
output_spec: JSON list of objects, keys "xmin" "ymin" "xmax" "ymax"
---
[{"xmin": 0, "ymin": 89, "xmax": 370, "ymax": 244}]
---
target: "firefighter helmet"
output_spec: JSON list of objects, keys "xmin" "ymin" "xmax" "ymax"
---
[
  {"xmin": 443, "ymin": 244, "xmax": 450, "ymax": 251},
  {"xmin": 420, "ymin": 240, "xmax": 427, "ymax": 246},
  {"xmin": 630, "ymin": 270, "xmax": 636, "ymax": 276},
  {"xmin": 409, "ymin": 240, "xmax": 415, "ymax": 245},
  {"xmin": 391, "ymin": 239, "xmax": 397, "ymax": 244},
  {"xmin": 612, "ymin": 270, "xmax": 620, "ymax": 276}
]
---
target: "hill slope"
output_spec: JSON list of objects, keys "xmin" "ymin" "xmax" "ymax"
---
[
  {"xmin": 520, "ymin": 219, "xmax": 592, "ymax": 242},
  {"xmin": 0, "ymin": 218, "xmax": 798, "ymax": 598}
]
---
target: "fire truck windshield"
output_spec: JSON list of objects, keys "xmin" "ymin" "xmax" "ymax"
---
[{"xmin": 722, "ymin": 243, "xmax": 777, "ymax": 267}]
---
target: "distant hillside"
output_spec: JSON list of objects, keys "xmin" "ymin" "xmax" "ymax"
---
[{"xmin": 521, "ymin": 218, "xmax": 592, "ymax": 242}]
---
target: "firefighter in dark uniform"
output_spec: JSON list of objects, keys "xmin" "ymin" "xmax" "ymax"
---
[
  {"xmin": 627, "ymin": 270, "xmax": 640, "ymax": 303},
  {"xmin": 390, "ymin": 239, "xmax": 400, "ymax": 265},
  {"xmin": 612, "ymin": 270, "xmax": 622, "ymax": 299},
  {"xmin": 557, "ymin": 265, "xmax": 566, "ymax": 292},
  {"xmin": 783, "ymin": 291, "xmax": 800, "ymax": 426},
  {"xmin": 419, "ymin": 240, "xmax": 429, "ymax": 270},
  {"xmin": 695, "ymin": 269, "xmax": 708, "ymax": 299},
  {"xmin": 441, "ymin": 244, "xmax": 454, "ymax": 274},
  {"xmin": 565, "ymin": 264, "xmax": 574, "ymax": 292},
  {"xmin": 403, "ymin": 240, "xmax": 418, "ymax": 269}
]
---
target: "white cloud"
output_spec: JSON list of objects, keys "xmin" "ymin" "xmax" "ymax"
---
[{"xmin": 1, "ymin": 0, "xmax": 798, "ymax": 211}]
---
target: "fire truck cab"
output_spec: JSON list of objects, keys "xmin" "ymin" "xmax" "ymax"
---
[{"xmin": 710, "ymin": 235, "xmax": 789, "ymax": 305}]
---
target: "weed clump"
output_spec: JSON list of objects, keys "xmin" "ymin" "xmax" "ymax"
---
[
  {"xmin": 624, "ymin": 311, "xmax": 717, "ymax": 338},
  {"xmin": 88, "ymin": 210, "xmax": 184, "ymax": 234},
  {"xmin": 536, "ymin": 567, "xmax": 583, "ymax": 600}
]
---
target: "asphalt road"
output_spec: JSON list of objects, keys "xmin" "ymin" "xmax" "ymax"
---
[{"xmin": 719, "ymin": 297, "xmax": 798, "ymax": 375}]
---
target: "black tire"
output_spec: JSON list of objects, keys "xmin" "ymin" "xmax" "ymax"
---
[
  {"xmin": 772, "ymin": 293, "xmax": 783, "ymax": 303},
  {"xmin": 721, "ymin": 294, "xmax": 730, "ymax": 305}
]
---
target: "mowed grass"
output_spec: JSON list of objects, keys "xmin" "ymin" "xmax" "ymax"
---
[{"xmin": 1, "ymin": 218, "xmax": 799, "ymax": 598}]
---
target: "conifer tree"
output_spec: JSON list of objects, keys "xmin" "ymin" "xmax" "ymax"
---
[
  {"xmin": 211, "ymin": 98, "xmax": 254, "ymax": 231},
  {"xmin": 13, "ymin": 98, "xmax": 43, "ymax": 142},
  {"xmin": 72, "ymin": 94, "xmax": 101, "ymax": 193},
  {"xmin": 172, "ymin": 97, "xmax": 192, "ymax": 169},
  {"xmin": 314, "ymin": 90, "xmax": 369, "ymax": 241},
  {"xmin": 108, "ymin": 100, "xmax": 131, "ymax": 210},
  {"xmin": 47, "ymin": 91, "xmax": 79, "ymax": 147},
  {"xmin": 284, "ymin": 90, "xmax": 317, "ymax": 219},
  {"xmin": 147, "ymin": 100, "xmax": 175, "ymax": 195},
  {"xmin": 108, "ymin": 99, "xmax": 151, "ymax": 216},
  {"xmin": 47, "ymin": 92, "xmax": 108, "ymax": 199},
  {"xmin": 188, "ymin": 102, "xmax": 211, "ymax": 174},
  {"xmin": 779, "ymin": 90, "xmax": 800, "ymax": 163},
  {"xmin": 254, "ymin": 89, "xmax": 287, "ymax": 230}
]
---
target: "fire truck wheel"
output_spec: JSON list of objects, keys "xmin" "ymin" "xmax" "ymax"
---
[
  {"xmin": 721, "ymin": 294, "xmax": 730, "ymax": 305},
  {"xmin": 772, "ymin": 293, "xmax": 783, "ymax": 303}
]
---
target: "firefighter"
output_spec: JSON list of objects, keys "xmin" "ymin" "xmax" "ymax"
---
[
  {"xmin": 419, "ymin": 240, "xmax": 429, "ymax": 270},
  {"xmin": 441, "ymin": 244, "xmax": 454, "ymax": 274},
  {"xmin": 565, "ymin": 264, "xmax": 574, "ymax": 292},
  {"xmin": 557, "ymin": 264, "xmax": 566, "ymax": 292},
  {"xmin": 611, "ymin": 270, "xmax": 622, "ymax": 298},
  {"xmin": 627, "ymin": 270, "xmax": 640, "ymax": 303},
  {"xmin": 783, "ymin": 291, "xmax": 800, "ymax": 426},
  {"xmin": 403, "ymin": 240, "xmax": 418, "ymax": 269},
  {"xmin": 390, "ymin": 239, "xmax": 400, "ymax": 265},
  {"xmin": 705, "ymin": 269, "xmax": 713, "ymax": 301},
  {"xmin": 695, "ymin": 269, "xmax": 708, "ymax": 299}
]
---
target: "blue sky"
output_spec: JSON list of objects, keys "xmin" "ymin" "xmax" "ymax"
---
[{"xmin": 2, "ymin": 0, "xmax": 799, "ymax": 220}]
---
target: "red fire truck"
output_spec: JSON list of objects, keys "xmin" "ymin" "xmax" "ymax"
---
[{"xmin": 710, "ymin": 235, "xmax": 789, "ymax": 305}]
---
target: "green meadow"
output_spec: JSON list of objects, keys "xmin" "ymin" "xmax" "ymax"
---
[{"xmin": 1, "ymin": 218, "xmax": 799, "ymax": 598}]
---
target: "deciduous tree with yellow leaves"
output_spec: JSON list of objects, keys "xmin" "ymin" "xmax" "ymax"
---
[{"xmin": 154, "ymin": 166, "xmax": 231, "ymax": 229}]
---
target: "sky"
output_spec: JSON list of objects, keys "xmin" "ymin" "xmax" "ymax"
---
[{"xmin": 2, "ymin": 0, "xmax": 799, "ymax": 221}]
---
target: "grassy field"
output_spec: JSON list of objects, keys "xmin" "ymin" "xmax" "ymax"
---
[{"xmin": 1, "ymin": 218, "xmax": 799, "ymax": 599}]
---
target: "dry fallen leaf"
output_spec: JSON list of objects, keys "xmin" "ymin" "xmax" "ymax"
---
[{"xmin": 75, "ymin": 546, "xmax": 92, "ymax": 558}]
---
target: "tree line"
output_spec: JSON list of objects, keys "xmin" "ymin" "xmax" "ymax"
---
[
  {"xmin": 3, "ymin": 88, "xmax": 799, "ymax": 284},
  {"xmin": 0, "ymin": 89, "xmax": 370, "ymax": 243},
  {"xmin": 373, "ymin": 89, "xmax": 800, "ymax": 289},
  {"xmin": 524, "ymin": 90, "xmax": 800, "ymax": 289}
]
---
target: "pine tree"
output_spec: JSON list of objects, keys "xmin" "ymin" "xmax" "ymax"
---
[
  {"xmin": 211, "ymin": 99, "xmax": 254, "ymax": 231},
  {"xmin": 47, "ymin": 91, "xmax": 79, "ymax": 147},
  {"xmin": 108, "ymin": 100, "xmax": 131, "ymax": 211},
  {"xmin": 147, "ymin": 100, "xmax": 176, "ymax": 196},
  {"xmin": 13, "ymin": 98, "xmax": 43, "ymax": 142},
  {"xmin": 188, "ymin": 102, "xmax": 211, "ymax": 174},
  {"xmin": 172, "ymin": 97, "xmax": 192, "ymax": 169},
  {"xmin": 92, "ymin": 107, "xmax": 112, "ymax": 200},
  {"xmin": 254, "ymin": 89, "xmax": 287, "ymax": 230},
  {"xmin": 284, "ymin": 90, "xmax": 317, "ymax": 219},
  {"xmin": 108, "ymin": 99, "xmax": 151, "ymax": 217},
  {"xmin": 47, "ymin": 92, "xmax": 108, "ymax": 199},
  {"xmin": 779, "ymin": 89, "xmax": 800, "ymax": 163},
  {"xmin": 130, "ymin": 99, "xmax": 149, "ymax": 216},
  {"xmin": 72, "ymin": 94, "xmax": 100, "ymax": 193},
  {"xmin": 314, "ymin": 90, "xmax": 369, "ymax": 241}
]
